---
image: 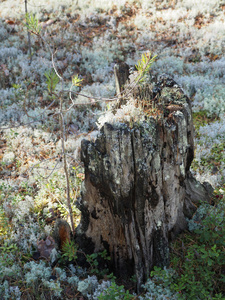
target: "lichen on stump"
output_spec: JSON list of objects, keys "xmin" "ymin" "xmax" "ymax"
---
[{"xmin": 75, "ymin": 73, "xmax": 213, "ymax": 291}]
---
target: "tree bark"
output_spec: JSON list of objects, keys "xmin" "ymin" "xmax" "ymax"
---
[{"xmin": 75, "ymin": 72, "xmax": 213, "ymax": 291}]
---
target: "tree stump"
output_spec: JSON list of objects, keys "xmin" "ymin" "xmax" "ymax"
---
[{"xmin": 75, "ymin": 72, "xmax": 213, "ymax": 291}]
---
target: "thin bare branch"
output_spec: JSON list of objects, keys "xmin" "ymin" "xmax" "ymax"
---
[
  {"xmin": 35, "ymin": 156, "xmax": 63, "ymax": 180},
  {"xmin": 25, "ymin": 0, "xmax": 32, "ymax": 65},
  {"xmin": 51, "ymin": 50, "xmax": 63, "ymax": 81},
  {"xmin": 28, "ymin": 155, "xmax": 62, "ymax": 171},
  {"xmin": 23, "ymin": 97, "xmax": 56, "ymax": 119},
  {"xmin": 59, "ymin": 106, "xmax": 75, "ymax": 235}
]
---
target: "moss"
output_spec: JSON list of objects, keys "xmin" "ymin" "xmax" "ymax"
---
[{"xmin": 193, "ymin": 110, "xmax": 219, "ymax": 132}]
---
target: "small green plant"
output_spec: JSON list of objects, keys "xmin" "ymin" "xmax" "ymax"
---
[
  {"xmin": 61, "ymin": 240, "xmax": 78, "ymax": 262},
  {"xmin": 86, "ymin": 252, "xmax": 99, "ymax": 273},
  {"xmin": 72, "ymin": 74, "xmax": 83, "ymax": 87},
  {"xmin": 98, "ymin": 282, "xmax": 134, "ymax": 300},
  {"xmin": 44, "ymin": 70, "xmax": 60, "ymax": 94},
  {"xmin": 192, "ymin": 110, "xmax": 217, "ymax": 133},
  {"xmin": 86, "ymin": 249, "xmax": 111, "ymax": 277},
  {"xmin": 0, "ymin": 241, "xmax": 18, "ymax": 254},
  {"xmin": 0, "ymin": 207, "xmax": 9, "ymax": 236},
  {"xmin": 135, "ymin": 52, "xmax": 157, "ymax": 84},
  {"xmin": 60, "ymin": 242, "xmax": 111, "ymax": 277},
  {"xmin": 0, "ymin": 242, "xmax": 19, "ymax": 269},
  {"xmin": 25, "ymin": 13, "xmax": 41, "ymax": 34},
  {"xmin": 0, "ymin": 253, "xmax": 15, "ymax": 269}
]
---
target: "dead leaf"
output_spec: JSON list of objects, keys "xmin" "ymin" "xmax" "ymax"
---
[
  {"xmin": 77, "ymin": 173, "xmax": 85, "ymax": 180},
  {"xmin": 5, "ymin": 19, "xmax": 15, "ymax": 25},
  {"xmin": 37, "ymin": 236, "xmax": 56, "ymax": 259},
  {"xmin": 41, "ymin": 19, "xmax": 55, "ymax": 28}
]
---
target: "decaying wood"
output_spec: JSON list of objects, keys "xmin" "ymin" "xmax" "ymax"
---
[
  {"xmin": 113, "ymin": 62, "xmax": 130, "ymax": 109},
  {"xmin": 114, "ymin": 62, "xmax": 130, "ymax": 96},
  {"xmin": 75, "ymin": 71, "xmax": 213, "ymax": 291}
]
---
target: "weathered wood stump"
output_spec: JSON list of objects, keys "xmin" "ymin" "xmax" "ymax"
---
[{"xmin": 75, "ymin": 71, "xmax": 213, "ymax": 291}]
